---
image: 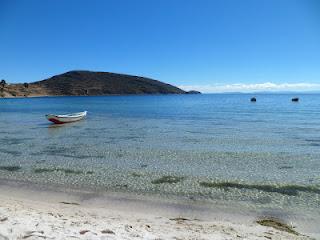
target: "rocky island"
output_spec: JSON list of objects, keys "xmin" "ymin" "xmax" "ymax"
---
[{"xmin": 0, "ymin": 71, "xmax": 198, "ymax": 97}]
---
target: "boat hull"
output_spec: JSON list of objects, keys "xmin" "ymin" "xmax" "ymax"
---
[{"xmin": 46, "ymin": 111, "xmax": 87, "ymax": 124}]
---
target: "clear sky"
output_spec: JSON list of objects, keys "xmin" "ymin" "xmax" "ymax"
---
[{"xmin": 1, "ymin": 0, "xmax": 320, "ymax": 92}]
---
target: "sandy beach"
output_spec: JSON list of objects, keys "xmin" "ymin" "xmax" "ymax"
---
[{"xmin": 0, "ymin": 182, "xmax": 316, "ymax": 240}]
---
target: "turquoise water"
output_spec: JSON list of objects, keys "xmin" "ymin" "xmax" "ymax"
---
[{"xmin": 0, "ymin": 94, "xmax": 320, "ymax": 216}]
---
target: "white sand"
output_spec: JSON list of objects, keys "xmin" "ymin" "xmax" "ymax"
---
[{"xmin": 0, "ymin": 184, "xmax": 314, "ymax": 240}]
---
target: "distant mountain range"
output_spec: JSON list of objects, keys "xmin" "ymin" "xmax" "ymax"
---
[{"xmin": 0, "ymin": 71, "xmax": 200, "ymax": 97}]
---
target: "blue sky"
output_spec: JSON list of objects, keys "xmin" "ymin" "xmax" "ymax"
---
[{"xmin": 0, "ymin": 0, "xmax": 319, "ymax": 92}]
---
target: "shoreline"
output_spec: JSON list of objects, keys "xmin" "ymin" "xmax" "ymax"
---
[
  {"xmin": 0, "ymin": 181, "xmax": 317, "ymax": 239},
  {"xmin": 0, "ymin": 93, "xmax": 191, "ymax": 99},
  {"xmin": 1, "ymin": 92, "xmax": 319, "ymax": 100}
]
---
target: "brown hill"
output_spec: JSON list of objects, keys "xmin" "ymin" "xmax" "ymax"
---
[{"xmin": 0, "ymin": 71, "xmax": 186, "ymax": 97}]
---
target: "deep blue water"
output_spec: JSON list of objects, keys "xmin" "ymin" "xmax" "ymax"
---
[{"xmin": 0, "ymin": 94, "xmax": 320, "ymax": 216}]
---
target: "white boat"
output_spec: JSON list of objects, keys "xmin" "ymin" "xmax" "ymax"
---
[{"xmin": 46, "ymin": 111, "xmax": 87, "ymax": 124}]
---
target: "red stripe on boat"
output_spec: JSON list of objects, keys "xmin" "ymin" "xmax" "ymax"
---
[{"xmin": 48, "ymin": 118, "xmax": 65, "ymax": 124}]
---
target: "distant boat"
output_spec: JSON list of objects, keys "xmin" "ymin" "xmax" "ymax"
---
[
  {"xmin": 292, "ymin": 97, "xmax": 299, "ymax": 102},
  {"xmin": 250, "ymin": 97, "xmax": 256, "ymax": 102},
  {"xmin": 46, "ymin": 111, "xmax": 87, "ymax": 124}
]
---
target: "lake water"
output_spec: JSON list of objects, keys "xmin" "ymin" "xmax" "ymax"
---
[{"xmin": 0, "ymin": 94, "xmax": 320, "ymax": 220}]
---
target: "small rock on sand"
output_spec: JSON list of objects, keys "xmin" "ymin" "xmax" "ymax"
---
[
  {"xmin": 0, "ymin": 217, "xmax": 8, "ymax": 222},
  {"xmin": 101, "ymin": 229, "xmax": 115, "ymax": 234},
  {"xmin": 79, "ymin": 230, "xmax": 90, "ymax": 235}
]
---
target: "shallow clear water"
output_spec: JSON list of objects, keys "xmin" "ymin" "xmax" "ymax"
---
[{"xmin": 0, "ymin": 94, "xmax": 320, "ymax": 216}]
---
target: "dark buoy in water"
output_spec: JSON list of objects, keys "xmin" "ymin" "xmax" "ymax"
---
[
  {"xmin": 292, "ymin": 97, "xmax": 299, "ymax": 102},
  {"xmin": 250, "ymin": 97, "xmax": 257, "ymax": 102}
]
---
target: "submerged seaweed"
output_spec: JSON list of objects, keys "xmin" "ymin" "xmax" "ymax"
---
[
  {"xmin": 34, "ymin": 168, "xmax": 55, "ymax": 173},
  {"xmin": 199, "ymin": 181, "xmax": 320, "ymax": 196},
  {"xmin": 0, "ymin": 137, "xmax": 32, "ymax": 145},
  {"xmin": 33, "ymin": 167, "xmax": 93, "ymax": 175},
  {"xmin": 151, "ymin": 175, "xmax": 184, "ymax": 184},
  {"xmin": 31, "ymin": 146, "xmax": 104, "ymax": 159},
  {"xmin": 0, "ymin": 149, "xmax": 22, "ymax": 156},
  {"xmin": 131, "ymin": 172, "xmax": 142, "ymax": 177},
  {"xmin": 278, "ymin": 166, "xmax": 294, "ymax": 170},
  {"xmin": 0, "ymin": 165, "xmax": 21, "ymax": 172},
  {"xmin": 257, "ymin": 218, "xmax": 299, "ymax": 235}
]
